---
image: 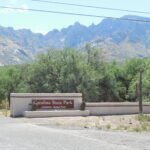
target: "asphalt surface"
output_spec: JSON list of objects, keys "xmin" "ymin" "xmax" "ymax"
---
[{"xmin": 0, "ymin": 117, "xmax": 150, "ymax": 150}]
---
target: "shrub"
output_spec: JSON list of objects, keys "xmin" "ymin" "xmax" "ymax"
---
[{"xmin": 80, "ymin": 101, "xmax": 86, "ymax": 111}]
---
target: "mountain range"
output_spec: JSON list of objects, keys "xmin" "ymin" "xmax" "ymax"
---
[{"xmin": 0, "ymin": 15, "xmax": 150, "ymax": 65}]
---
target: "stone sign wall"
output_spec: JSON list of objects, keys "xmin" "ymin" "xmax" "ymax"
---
[{"xmin": 10, "ymin": 93, "xmax": 82, "ymax": 117}]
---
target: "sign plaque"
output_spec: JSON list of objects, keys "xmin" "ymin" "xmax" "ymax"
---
[{"xmin": 32, "ymin": 100, "xmax": 74, "ymax": 109}]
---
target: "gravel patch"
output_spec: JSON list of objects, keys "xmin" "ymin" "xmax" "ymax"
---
[{"xmin": 22, "ymin": 115, "xmax": 150, "ymax": 131}]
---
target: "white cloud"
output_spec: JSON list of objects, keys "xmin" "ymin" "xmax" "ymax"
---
[
  {"xmin": 18, "ymin": 4, "xmax": 29, "ymax": 12},
  {"xmin": 0, "ymin": 4, "xmax": 29, "ymax": 14},
  {"xmin": 33, "ymin": 28, "xmax": 48, "ymax": 35},
  {"xmin": 8, "ymin": 0, "xmax": 19, "ymax": 4},
  {"xmin": 0, "ymin": 6, "xmax": 14, "ymax": 14}
]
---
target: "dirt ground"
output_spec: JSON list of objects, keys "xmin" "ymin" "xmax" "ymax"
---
[{"xmin": 0, "ymin": 109, "xmax": 150, "ymax": 131}]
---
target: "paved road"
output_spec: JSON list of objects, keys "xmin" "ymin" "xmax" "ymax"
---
[{"xmin": 0, "ymin": 117, "xmax": 150, "ymax": 150}]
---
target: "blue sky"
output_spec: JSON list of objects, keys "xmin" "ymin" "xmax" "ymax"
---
[{"xmin": 0, "ymin": 0, "xmax": 150, "ymax": 34}]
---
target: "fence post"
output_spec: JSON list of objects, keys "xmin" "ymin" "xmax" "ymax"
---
[
  {"xmin": 5, "ymin": 93, "xmax": 8, "ymax": 117},
  {"xmin": 139, "ymin": 70, "xmax": 143, "ymax": 114}
]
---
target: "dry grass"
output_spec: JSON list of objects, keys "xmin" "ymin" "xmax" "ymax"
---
[
  {"xmin": 0, "ymin": 109, "xmax": 10, "ymax": 117},
  {"xmin": 34, "ymin": 115, "xmax": 150, "ymax": 132},
  {"xmin": 133, "ymin": 115, "xmax": 150, "ymax": 132},
  {"xmin": 0, "ymin": 100, "xmax": 10, "ymax": 117}
]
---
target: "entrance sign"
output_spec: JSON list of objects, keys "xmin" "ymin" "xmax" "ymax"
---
[
  {"xmin": 10, "ymin": 93, "xmax": 82, "ymax": 117},
  {"xmin": 32, "ymin": 100, "xmax": 74, "ymax": 109}
]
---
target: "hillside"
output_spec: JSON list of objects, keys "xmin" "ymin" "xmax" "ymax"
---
[
  {"xmin": 0, "ymin": 15, "xmax": 150, "ymax": 65},
  {"xmin": 0, "ymin": 36, "xmax": 31, "ymax": 65}
]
